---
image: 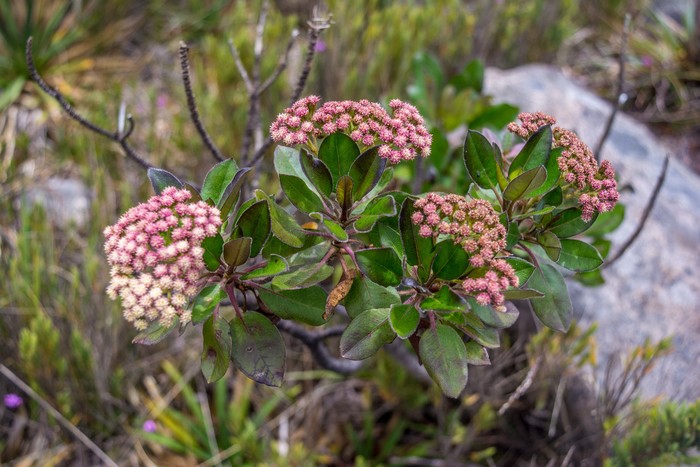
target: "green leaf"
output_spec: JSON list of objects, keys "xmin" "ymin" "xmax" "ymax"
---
[
  {"xmin": 255, "ymin": 190, "xmax": 306, "ymax": 248},
  {"xmin": 504, "ymin": 257, "xmax": 535, "ymax": 285},
  {"xmin": 419, "ymin": 324, "xmax": 468, "ymax": 398},
  {"xmin": 548, "ymin": 208, "xmax": 597, "ymax": 238},
  {"xmin": 421, "ymin": 286, "xmax": 466, "ymax": 312},
  {"xmin": 557, "ymin": 239, "xmax": 603, "ymax": 272},
  {"xmin": 349, "ymin": 146, "xmax": 386, "ymax": 201},
  {"xmin": 584, "ymin": 203, "xmax": 625, "ymax": 237},
  {"xmin": 451, "ymin": 58, "xmax": 482, "ymax": 92},
  {"xmin": 234, "ymin": 200, "xmax": 271, "ymax": 257},
  {"xmin": 201, "ymin": 315, "xmax": 231, "ymax": 383},
  {"xmin": 356, "ymin": 247, "xmax": 403, "ymax": 287},
  {"xmin": 574, "ymin": 269, "xmax": 606, "ymax": 287},
  {"xmin": 300, "ymin": 148, "xmax": 333, "ymax": 197},
  {"xmin": 528, "ymin": 147, "xmax": 563, "ymax": 198},
  {"xmin": 340, "ymin": 308, "xmax": 395, "ymax": 360},
  {"xmin": 201, "ymin": 159, "xmax": 239, "ymax": 205},
  {"xmin": 132, "ymin": 318, "xmax": 180, "ymax": 345},
  {"xmin": 219, "ymin": 167, "xmax": 252, "ymax": 219},
  {"xmin": 502, "ymin": 288, "xmax": 544, "ymax": 299},
  {"xmin": 503, "ymin": 166, "xmax": 547, "ymax": 201},
  {"xmin": 147, "ymin": 168, "xmax": 183, "ymax": 195},
  {"xmin": 336, "ymin": 175, "xmax": 354, "ymax": 217},
  {"xmin": 201, "ymin": 234, "xmax": 224, "ymax": 271},
  {"xmin": 541, "ymin": 186, "xmax": 563, "ymax": 208},
  {"xmin": 457, "ymin": 313, "xmax": 501, "ymax": 348},
  {"xmin": 0, "ymin": 77, "xmax": 25, "ymax": 111},
  {"xmin": 274, "ymin": 146, "xmax": 307, "ymax": 179},
  {"xmin": 432, "ymin": 240, "xmax": 470, "ymax": 280},
  {"xmin": 463, "ymin": 130, "xmax": 499, "ymax": 190},
  {"xmin": 192, "ymin": 284, "xmax": 227, "ymax": 324},
  {"xmin": 354, "ymin": 196, "xmax": 396, "ymax": 232},
  {"xmin": 389, "ymin": 304, "xmax": 420, "ymax": 339},
  {"xmin": 280, "ymin": 174, "xmax": 326, "ymax": 214},
  {"xmin": 223, "ymin": 237, "xmax": 251, "ymax": 268},
  {"xmin": 271, "ymin": 263, "xmax": 334, "ymax": 290},
  {"xmin": 344, "ymin": 276, "xmax": 401, "ymax": 319},
  {"xmin": 241, "ymin": 255, "xmax": 288, "ymax": 279},
  {"xmin": 464, "ymin": 341, "xmax": 490, "ymax": 366},
  {"xmin": 528, "ymin": 264, "xmax": 572, "ymax": 332},
  {"xmin": 537, "ymin": 231, "xmax": 562, "ymax": 262},
  {"xmin": 468, "ymin": 298, "xmax": 519, "ymax": 329},
  {"xmin": 311, "ymin": 213, "xmax": 348, "ymax": 242},
  {"xmin": 318, "ymin": 132, "xmax": 360, "ymax": 186},
  {"xmin": 508, "ymin": 125, "xmax": 552, "ymax": 177},
  {"xmin": 400, "ymin": 198, "xmax": 434, "ymax": 269},
  {"xmin": 257, "ymin": 286, "xmax": 328, "ymax": 325},
  {"xmin": 230, "ymin": 311, "xmax": 285, "ymax": 387},
  {"xmin": 505, "ymin": 220, "xmax": 520, "ymax": 249}
]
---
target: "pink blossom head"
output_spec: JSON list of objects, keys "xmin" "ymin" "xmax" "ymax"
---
[
  {"xmin": 104, "ymin": 187, "xmax": 222, "ymax": 330},
  {"xmin": 271, "ymin": 96, "xmax": 431, "ymax": 164}
]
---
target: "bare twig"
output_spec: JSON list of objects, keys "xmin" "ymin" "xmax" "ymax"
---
[
  {"xmin": 249, "ymin": 14, "xmax": 330, "ymax": 167},
  {"xmin": 25, "ymin": 37, "xmax": 151, "ymax": 170},
  {"xmin": 179, "ymin": 42, "xmax": 226, "ymax": 163},
  {"xmin": 275, "ymin": 320, "xmax": 363, "ymax": 374},
  {"xmin": 0, "ymin": 364, "xmax": 119, "ymax": 467},
  {"xmin": 604, "ymin": 154, "xmax": 669, "ymax": 268},
  {"xmin": 258, "ymin": 29, "xmax": 300, "ymax": 95},
  {"xmin": 498, "ymin": 355, "xmax": 543, "ymax": 415},
  {"xmin": 595, "ymin": 14, "xmax": 631, "ymax": 160},
  {"xmin": 227, "ymin": 39, "xmax": 254, "ymax": 94}
]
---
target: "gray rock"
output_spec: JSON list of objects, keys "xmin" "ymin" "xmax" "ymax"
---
[
  {"xmin": 485, "ymin": 64, "xmax": 700, "ymax": 400},
  {"xmin": 23, "ymin": 178, "xmax": 92, "ymax": 229}
]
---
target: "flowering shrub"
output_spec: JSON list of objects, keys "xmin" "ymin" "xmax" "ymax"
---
[{"xmin": 105, "ymin": 99, "xmax": 619, "ymax": 397}]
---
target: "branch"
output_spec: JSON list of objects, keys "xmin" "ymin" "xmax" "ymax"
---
[
  {"xmin": 275, "ymin": 320, "xmax": 364, "ymax": 374},
  {"xmin": 25, "ymin": 38, "xmax": 151, "ymax": 170},
  {"xmin": 258, "ymin": 29, "xmax": 300, "ymax": 95},
  {"xmin": 249, "ymin": 14, "xmax": 330, "ymax": 167},
  {"xmin": 497, "ymin": 354, "xmax": 542, "ymax": 415},
  {"xmin": 0, "ymin": 364, "xmax": 118, "ymax": 467},
  {"xmin": 227, "ymin": 39, "xmax": 254, "ymax": 94},
  {"xmin": 178, "ymin": 42, "xmax": 226, "ymax": 163},
  {"xmin": 595, "ymin": 14, "xmax": 631, "ymax": 161},
  {"xmin": 603, "ymin": 154, "xmax": 669, "ymax": 269}
]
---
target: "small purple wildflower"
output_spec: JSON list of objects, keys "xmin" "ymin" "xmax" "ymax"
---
[
  {"xmin": 142, "ymin": 419, "xmax": 157, "ymax": 432},
  {"xmin": 314, "ymin": 40, "xmax": 327, "ymax": 53},
  {"xmin": 4, "ymin": 393, "xmax": 23, "ymax": 409}
]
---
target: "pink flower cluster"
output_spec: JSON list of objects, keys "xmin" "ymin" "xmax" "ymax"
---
[
  {"xmin": 104, "ymin": 187, "xmax": 222, "ymax": 331},
  {"xmin": 412, "ymin": 193, "xmax": 518, "ymax": 307},
  {"xmin": 508, "ymin": 112, "xmax": 619, "ymax": 221},
  {"xmin": 270, "ymin": 96, "xmax": 432, "ymax": 164}
]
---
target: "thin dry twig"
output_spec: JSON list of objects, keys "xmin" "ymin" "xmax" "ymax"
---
[
  {"xmin": 595, "ymin": 14, "xmax": 631, "ymax": 161},
  {"xmin": 179, "ymin": 42, "xmax": 226, "ymax": 163},
  {"xmin": 0, "ymin": 364, "xmax": 119, "ymax": 467},
  {"xmin": 25, "ymin": 37, "xmax": 151, "ymax": 170},
  {"xmin": 275, "ymin": 320, "xmax": 363, "ymax": 374},
  {"xmin": 498, "ymin": 355, "xmax": 543, "ymax": 416},
  {"xmin": 249, "ymin": 12, "xmax": 331, "ymax": 167},
  {"xmin": 227, "ymin": 39, "xmax": 254, "ymax": 94},
  {"xmin": 603, "ymin": 154, "xmax": 669, "ymax": 268}
]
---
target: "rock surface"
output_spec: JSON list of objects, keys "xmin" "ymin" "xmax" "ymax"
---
[
  {"xmin": 485, "ymin": 64, "xmax": 700, "ymax": 400},
  {"xmin": 23, "ymin": 178, "xmax": 92, "ymax": 229}
]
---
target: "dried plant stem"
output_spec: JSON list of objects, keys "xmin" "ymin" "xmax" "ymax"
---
[
  {"xmin": 0, "ymin": 364, "xmax": 119, "ymax": 467},
  {"xmin": 25, "ymin": 37, "xmax": 151, "ymax": 170},
  {"xmin": 604, "ymin": 154, "xmax": 669, "ymax": 268},
  {"xmin": 179, "ymin": 42, "xmax": 225, "ymax": 163},
  {"xmin": 249, "ymin": 18, "xmax": 328, "ymax": 167},
  {"xmin": 595, "ymin": 14, "xmax": 631, "ymax": 161},
  {"xmin": 498, "ymin": 355, "xmax": 542, "ymax": 415}
]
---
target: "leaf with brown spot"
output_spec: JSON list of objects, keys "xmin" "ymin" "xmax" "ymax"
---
[{"xmin": 324, "ymin": 273, "xmax": 355, "ymax": 320}]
